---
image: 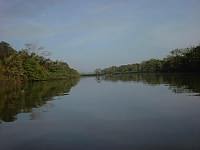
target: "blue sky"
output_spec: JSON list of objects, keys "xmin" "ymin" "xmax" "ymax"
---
[{"xmin": 0, "ymin": 0, "xmax": 200, "ymax": 72}]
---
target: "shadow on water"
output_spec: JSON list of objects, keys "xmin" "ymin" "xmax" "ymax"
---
[
  {"xmin": 101, "ymin": 73, "xmax": 200, "ymax": 95},
  {"xmin": 0, "ymin": 79, "xmax": 79, "ymax": 122}
]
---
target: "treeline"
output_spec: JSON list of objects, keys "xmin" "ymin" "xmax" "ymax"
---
[
  {"xmin": 0, "ymin": 41, "xmax": 79, "ymax": 81},
  {"xmin": 101, "ymin": 45, "xmax": 200, "ymax": 74}
]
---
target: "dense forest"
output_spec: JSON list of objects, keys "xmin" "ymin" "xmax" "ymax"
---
[
  {"xmin": 100, "ymin": 45, "xmax": 200, "ymax": 75},
  {"xmin": 0, "ymin": 41, "xmax": 79, "ymax": 81}
]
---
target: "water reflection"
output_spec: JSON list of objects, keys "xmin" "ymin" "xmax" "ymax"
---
[
  {"xmin": 102, "ymin": 73, "xmax": 200, "ymax": 95},
  {"xmin": 0, "ymin": 79, "xmax": 79, "ymax": 122},
  {"xmin": 1, "ymin": 74, "xmax": 200, "ymax": 123}
]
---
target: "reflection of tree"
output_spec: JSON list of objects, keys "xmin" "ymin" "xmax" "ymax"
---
[
  {"xmin": 95, "ymin": 76, "xmax": 103, "ymax": 83},
  {"xmin": 104, "ymin": 73, "xmax": 200, "ymax": 95},
  {"xmin": 0, "ymin": 78, "xmax": 79, "ymax": 122}
]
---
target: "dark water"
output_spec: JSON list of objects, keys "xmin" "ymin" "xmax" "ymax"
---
[{"xmin": 0, "ymin": 74, "xmax": 200, "ymax": 150}]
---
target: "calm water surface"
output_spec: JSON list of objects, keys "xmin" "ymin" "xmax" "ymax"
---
[{"xmin": 0, "ymin": 74, "xmax": 200, "ymax": 150}]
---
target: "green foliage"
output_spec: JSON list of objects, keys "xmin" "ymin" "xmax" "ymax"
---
[
  {"xmin": 23, "ymin": 58, "xmax": 48, "ymax": 80},
  {"xmin": 102, "ymin": 45, "xmax": 200, "ymax": 74},
  {"xmin": 162, "ymin": 46, "xmax": 200, "ymax": 72},
  {"xmin": 4, "ymin": 53, "xmax": 26, "ymax": 80},
  {"xmin": 0, "ymin": 41, "xmax": 16, "ymax": 61},
  {"xmin": 140, "ymin": 59, "xmax": 163, "ymax": 72},
  {"xmin": 0, "ymin": 41, "xmax": 80, "ymax": 81}
]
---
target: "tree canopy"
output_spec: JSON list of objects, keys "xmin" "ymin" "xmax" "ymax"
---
[
  {"xmin": 101, "ymin": 45, "xmax": 200, "ymax": 75},
  {"xmin": 0, "ymin": 41, "xmax": 79, "ymax": 81}
]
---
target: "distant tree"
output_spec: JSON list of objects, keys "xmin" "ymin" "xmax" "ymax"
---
[
  {"xmin": 0, "ymin": 41, "xmax": 16, "ymax": 60},
  {"xmin": 101, "ymin": 44, "xmax": 200, "ymax": 74}
]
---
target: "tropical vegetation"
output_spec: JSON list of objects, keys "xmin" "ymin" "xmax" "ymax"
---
[
  {"xmin": 0, "ymin": 41, "xmax": 79, "ymax": 81},
  {"xmin": 101, "ymin": 45, "xmax": 200, "ymax": 74}
]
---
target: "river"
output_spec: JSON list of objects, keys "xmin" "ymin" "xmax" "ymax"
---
[{"xmin": 0, "ymin": 74, "xmax": 200, "ymax": 150}]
